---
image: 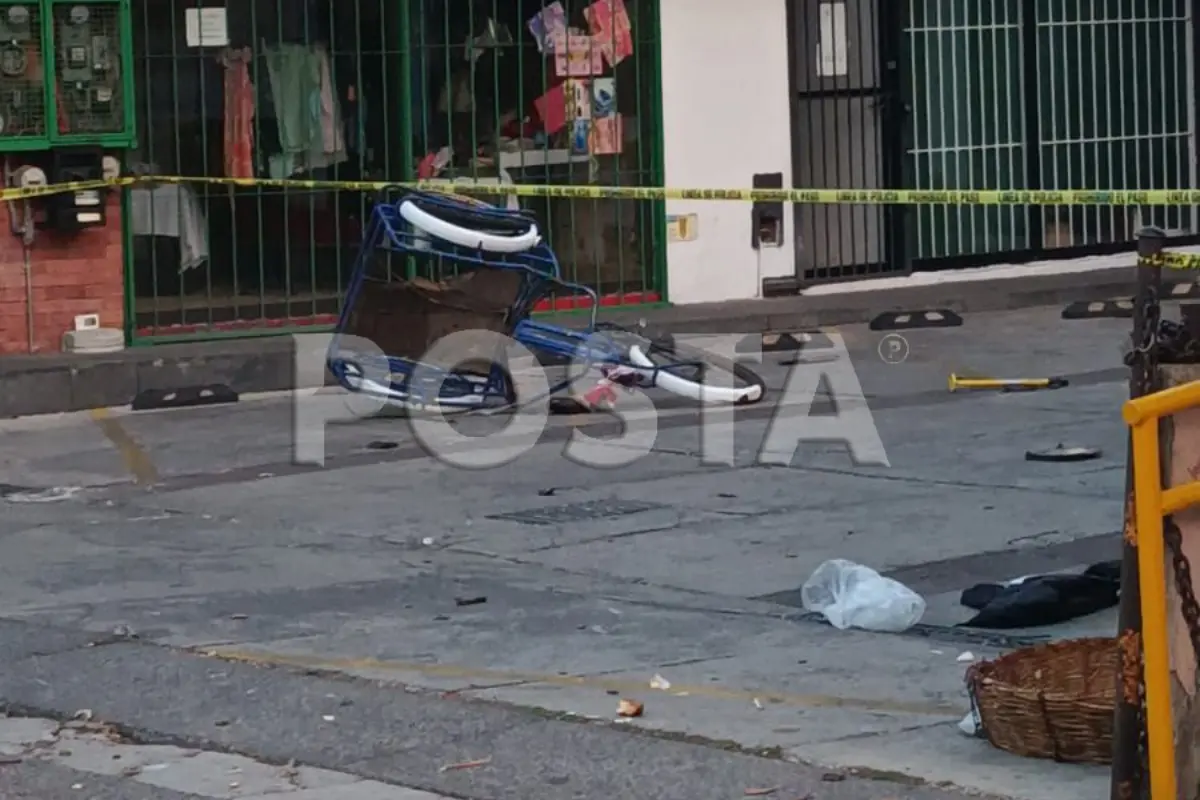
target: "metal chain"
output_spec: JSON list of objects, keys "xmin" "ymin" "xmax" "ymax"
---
[
  {"xmin": 1151, "ymin": 319, "xmax": 1200, "ymax": 364},
  {"xmin": 1125, "ymin": 264, "xmax": 1163, "ymax": 797},
  {"xmin": 1164, "ymin": 517, "xmax": 1200, "ymax": 681},
  {"xmin": 1123, "ymin": 283, "xmax": 1162, "ymax": 372},
  {"xmin": 1131, "ymin": 263, "xmax": 1200, "ymax": 663}
]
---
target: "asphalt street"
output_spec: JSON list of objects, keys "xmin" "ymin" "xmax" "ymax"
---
[{"xmin": 0, "ymin": 306, "xmax": 1136, "ymax": 800}]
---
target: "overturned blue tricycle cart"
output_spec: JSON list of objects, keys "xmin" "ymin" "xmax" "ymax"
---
[{"xmin": 327, "ymin": 191, "xmax": 766, "ymax": 411}]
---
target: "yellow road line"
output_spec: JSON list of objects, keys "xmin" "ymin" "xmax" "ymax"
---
[
  {"xmin": 90, "ymin": 408, "xmax": 159, "ymax": 485},
  {"xmin": 206, "ymin": 647, "xmax": 961, "ymax": 717}
]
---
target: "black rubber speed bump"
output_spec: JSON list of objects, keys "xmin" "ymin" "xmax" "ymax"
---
[
  {"xmin": 869, "ymin": 310, "xmax": 963, "ymax": 331},
  {"xmin": 1165, "ymin": 282, "xmax": 1200, "ymax": 300},
  {"xmin": 1061, "ymin": 298, "xmax": 1134, "ymax": 319},
  {"xmin": 131, "ymin": 384, "xmax": 239, "ymax": 412}
]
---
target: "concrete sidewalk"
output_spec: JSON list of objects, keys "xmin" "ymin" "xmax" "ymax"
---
[
  {"xmin": 0, "ymin": 715, "xmax": 447, "ymax": 800},
  {"xmin": 0, "ymin": 257, "xmax": 1167, "ymax": 418}
]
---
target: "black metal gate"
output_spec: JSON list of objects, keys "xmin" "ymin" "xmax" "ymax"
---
[{"xmin": 785, "ymin": 0, "xmax": 908, "ymax": 286}]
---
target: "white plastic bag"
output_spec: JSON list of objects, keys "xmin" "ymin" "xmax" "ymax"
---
[{"xmin": 800, "ymin": 559, "xmax": 926, "ymax": 632}]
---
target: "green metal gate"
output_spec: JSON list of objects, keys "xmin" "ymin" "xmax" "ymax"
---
[
  {"xmin": 903, "ymin": 0, "xmax": 1196, "ymax": 269},
  {"xmin": 126, "ymin": 0, "xmax": 665, "ymax": 343}
]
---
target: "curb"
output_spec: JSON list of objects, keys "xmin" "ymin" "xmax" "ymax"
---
[{"xmin": 0, "ymin": 266, "xmax": 1177, "ymax": 419}]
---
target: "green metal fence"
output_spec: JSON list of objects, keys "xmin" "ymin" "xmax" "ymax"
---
[
  {"xmin": 126, "ymin": 0, "xmax": 664, "ymax": 343},
  {"xmin": 904, "ymin": 0, "xmax": 1195, "ymax": 266}
]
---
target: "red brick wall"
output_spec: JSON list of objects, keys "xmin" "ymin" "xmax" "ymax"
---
[{"xmin": 0, "ymin": 195, "xmax": 124, "ymax": 355}]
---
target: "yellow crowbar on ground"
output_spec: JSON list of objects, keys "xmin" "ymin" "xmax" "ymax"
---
[{"xmin": 947, "ymin": 373, "xmax": 1070, "ymax": 392}]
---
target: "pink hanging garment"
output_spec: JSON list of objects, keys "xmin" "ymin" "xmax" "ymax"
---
[
  {"xmin": 220, "ymin": 47, "xmax": 255, "ymax": 179},
  {"xmin": 316, "ymin": 46, "xmax": 345, "ymax": 155}
]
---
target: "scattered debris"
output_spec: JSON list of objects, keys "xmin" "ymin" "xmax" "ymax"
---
[
  {"xmin": 73, "ymin": 709, "xmax": 94, "ymax": 723},
  {"xmin": 801, "ymin": 559, "xmax": 925, "ymax": 632},
  {"xmin": 538, "ymin": 488, "xmax": 557, "ymax": 497},
  {"xmin": 439, "ymin": 756, "xmax": 492, "ymax": 772},
  {"xmin": 213, "ymin": 720, "xmax": 231, "ymax": 727},
  {"xmin": 958, "ymin": 711, "xmax": 982, "ymax": 737},
  {"xmin": 821, "ymin": 772, "xmax": 845, "ymax": 782},
  {"xmin": 119, "ymin": 765, "xmax": 142, "ymax": 778},
  {"xmin": 743, "ymin": 787, "xmax": 779, "ymax": 796},
  {"xmin": 778, "ymin": 352, "xmax": 839, "ymax": 367},
  {"xmin": 752, "ymin": 698, "xmax": 764, "ymax": 710},
  {"xmin": 280, "ymin": 759, "xmax": 300, "ymax": 784},
  {"xmin": 548, "ymin": 396, "xmax": 595, "ymax": 415},
  {"xmin": 0, "ymin": 755, "xmax": 23, "ymax": 765},
  {"xmin": 960, "ymin": 562, "xmax": 1120, "ymax": 628},
  {"xmin": 321, "ymin": 715, "xmax": 335, "ymax": 722},
  {"xmin": 70, "ymin": 783, "xmax": 83, "ymax": 790},
  {"xmin": 616, "ymin": 699, "xmax": 644, "ymax": 718},
  {"xmin": 111, "ymin": 624, "xmax": 137, "ymax": 639},
  {"xmin": 3, "ymin": 486, "xmax": 82, "ymax": 504},
  {"xmin": 454, "ymin": 596, "xmax": 488, "ymax": 607},
  {"xmin": 366, "ymin": 440, "xmax": 399, "ymax": 451},
  {"xmin": 650, "ymin": 674, "xmax": 671, "ymax": 690},
  {"xmin": 421, "ymin": 537, "xmax": 436, "ymax": 546},
  {"xmin": 957, "ymin": 651, "xmax": 976, "ymax": 663},
  {"xmin": 229, "ymin": 613, "xmax": 249, "ymax": 621}
]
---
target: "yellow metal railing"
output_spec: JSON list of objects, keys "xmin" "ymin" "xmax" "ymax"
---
[{"xmin": 1123, "ymin": 378, "xmax": 1200, "ymax": 800}]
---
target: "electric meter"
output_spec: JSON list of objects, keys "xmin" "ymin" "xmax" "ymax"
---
[
  {"xmin": 0, "ymin": 0, "xmax": 135, "ymax": 149},
  {"xmin": 0, "ymin": 44, "xmax": 26, "ymax": 76}
]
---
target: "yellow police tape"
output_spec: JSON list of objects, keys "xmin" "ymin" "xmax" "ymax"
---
[
  {"xmin": 1139, "ymin": 252, "xmax": 1200, "ymax": 270},
  {"xmin": 12, "ymin": 174, "xmax": 1200, "ymax": 269},
  {"xmin": 14, "ymin": 174, "xmax": 1200, "ymax": 206}
]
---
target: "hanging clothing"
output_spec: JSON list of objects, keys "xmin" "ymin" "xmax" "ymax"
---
[
  {"xmin": 129, "ymin": 183, "xmax": 210, "ymax": 272},
  {"xmin": 263, "ymin": 43, "xmax": 347, "ymax": 178},
  {"xmin": 220, "ymin": 47, "xmax": 255, "ymax": 179},
  {"xmin": 316, "ymin": 50, "xmax": 344, "ymax": 156}
]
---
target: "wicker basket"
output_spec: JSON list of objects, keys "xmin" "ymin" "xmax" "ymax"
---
[{"xmin": 966, "ymin": 637, "xmax": 1116, "ymax": 764}]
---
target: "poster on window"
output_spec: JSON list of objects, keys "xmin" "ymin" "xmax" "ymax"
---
[
  {"xmin": 589, "ymin": 115, "xmax": 622, "ymax": 155},
  {"xmin": 590, "ymin": 77, "xmax": 615, "ymax": 118},
  {"xmin": 566, "ymin": 78, "xmax": 592, "ymax": 119},
  {"xmin": 553, "ymin": 30, "xmax": 603, "ymax": 76},
  {"xmin": 533, "ymin": 83, "xmax": 568, "ymax": 134},
  {"xmin": 527, "ymin": 2, "xmax": 566, "ymax": 53},
  {"xmin": 584, "ymin": 0, "xmax": 633, "ymax": 68}
]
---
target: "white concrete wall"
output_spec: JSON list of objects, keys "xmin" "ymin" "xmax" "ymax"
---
[{"xmin": 658, "ymin": 0, "xmax": 794, "ymax": 305}]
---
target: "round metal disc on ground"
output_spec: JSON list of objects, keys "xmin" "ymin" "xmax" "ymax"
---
[{"xmin": 1025, "ymin": 445, "xmax": 1101, "ymax": 463}]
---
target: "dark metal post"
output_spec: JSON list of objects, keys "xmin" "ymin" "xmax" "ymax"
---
[{"xmin": 1111, "ymin": 226, "xmax": 1165, "ymax": 800}]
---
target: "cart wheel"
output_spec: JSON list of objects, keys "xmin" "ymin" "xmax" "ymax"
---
[
  {"xmin": 454, "ymin": 361, "xmax": 519, "ymax": 408},
  {"xmin": 614, "ymin": 333, "xmax": 767, "ymax": 405}
]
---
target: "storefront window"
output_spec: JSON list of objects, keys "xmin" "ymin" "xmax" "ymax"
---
[{"xmin": 128, "ymin": 0, "xmax": 663, "ymax": 341}]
